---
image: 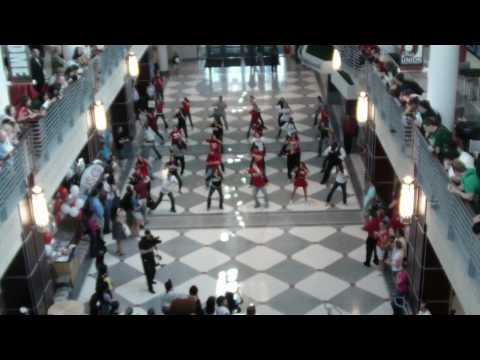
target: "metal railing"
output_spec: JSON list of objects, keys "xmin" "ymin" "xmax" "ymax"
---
[
  {"xmin": 336, "ymin": 45, "xmax": 368, "ymax": 90},
  {"xmin": 414, "ymin": 127, "xmax": 480, "ymax": 279},
  {"xmin": 366, "ymin": 67, "xmax": 413, "ymax": 158},
  {"xmin": 0, "ymin": 45, "xmax": 132, "ymax": 224},
  {"xmin": 0, "ymin": 133, "xmax": 30, "ymax": 222}
]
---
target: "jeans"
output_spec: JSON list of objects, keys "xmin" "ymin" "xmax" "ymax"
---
[
  {"xmin": 253, "ymin": 187, "xmax": 269, "ymax": 207},
  {"xmin": 326, "ymin": 181, "xmax": 347, "ymax": 204},
  {"xmin": 365, "ymin": 236, "xmax": 379, "ymax": 266},
  {"xmin": 182, "ymin": 111, "xmax": 193, "ymax": 128},
  {"xmin": 175, "ymin": 156, "xmax": 185, "ymax": 175},
  {"xmin": 207, "ymin": 185, "xmax": 224, "ymax": 209},
  {"xmin": 155, "ymin": 192, "xmax": 176, "ymax": 212}
]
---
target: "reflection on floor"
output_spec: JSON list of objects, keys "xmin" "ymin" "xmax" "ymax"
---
[{"xmin": 75, "ymin": 57, "xmax": 392, "ymax": 315}]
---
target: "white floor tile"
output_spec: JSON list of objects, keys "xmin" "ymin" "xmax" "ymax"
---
[
  {"xmin": 348, "ymin": 245, "xmax": 366, "ymax": 263},
  {"xmin": 356, "ymin": 271, "xmax": 390, "ymax": 300},
  {"xmin": 240, "ymin": 273, "xmax": 289, "ymax": 303},
  {"xmin": 256, "ymin": 304, "xmax": 285, "ymax": 316},
  {"xmin": 285, "ymin": 198, "xmax": 328, "ymax": 212},
  {"xmin": 289, "ymin": 226, "xmax": 337, "ymax": 243},
  {"xmin": 238, "ymin": 201, "xmax": 283, "ymax": 213},
  {"xmin": 115, "ymin": 277, "xmax": 161, "ymax": 305},
  {"xmin": 368, "ymin": 301, "xmax": 393, "ymax": 316},
  {"xmin": 180, "ymin": 247, "xmax": 230, "ymax": 273},
  {"xmin": 295, "ymin": 272, "xmax": 350, "ymax": 301},
  {"xmin": 189, "ymin": 203, "xmax": 234, "ymax": 215},
  {"xmin": 305, "ymin": 303, "xmax": 351, "ymax": 315},
  {"xmin": 184, "ymin": 229, "xmax": 235, "ymax": 246},
  {"xmin": 292, "ymin": 244, "xmax": 342, "ymax": 269},
  {"xmin": 236, "ymin": 246, "xmax": 286, "ymax": 271},
  {"xmin": 236, "ymin": 227, "xmax": 284, "ymax": 244}
]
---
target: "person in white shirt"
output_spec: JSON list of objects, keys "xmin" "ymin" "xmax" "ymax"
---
[
  {"xmin": 417, "ymin": 302, "xmax": 432, "ymax": 315},
  {"xmin": 215, "ymin": 296, "xmax": 231, "ymax": 315},
  {"xmin": 390, "ymin": 240, "xmax": 404, "ymax": 276},
  {"xmin": 321, "ymin": 142, "xmax": 346, "ymax": 184},
  {"xmin": 151, "ymin": 170, "xmax": 178, "ymax": 213},
  {"xmin": 326, "ymin": 165, "xmax": 349, "ymax": 207},
  {"xmin": 444, "ymin": 146, "xmax": 475, "ymax": 181}
]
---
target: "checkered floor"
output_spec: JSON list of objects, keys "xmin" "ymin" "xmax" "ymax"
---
[{"xmin": 75, "ymin": 57, "xmax": 392, "ymax": 315}]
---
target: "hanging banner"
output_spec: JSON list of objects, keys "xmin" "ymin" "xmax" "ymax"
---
[
  {"xmin": 6, "ymin": 45, "xmax": 32, "ymax": 83},
  {"xmin": 399, "ymin": 45, "xmax": 424, "ymax": 66}
]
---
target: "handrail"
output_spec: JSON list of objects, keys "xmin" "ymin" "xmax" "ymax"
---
[
  {"xmin": 0, "ymin": 45, "xmax": 131, "ymax": 224},
  {"xmin": 366, "ymin": 66, "xmax": 413, "ymax": 158},
  {"xmin": 414, "ymin": 126, "xmax": 480, "ymax": 279},
  {"xmin": 0, "ymin": 130, "xmax": 30, "ymax": 222}
]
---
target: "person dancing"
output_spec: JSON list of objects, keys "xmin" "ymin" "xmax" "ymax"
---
[
  {"xmin": 325, "ymin": 164, "xmax": 349, "ymax": 208},
  {"xmin": 291, "ymin": 162, "xmax": 309, "ymax": 203},
  {"xmin": 206, "ymin": 167, "xmax": 224, "ymax": 211},
  {"xmin": 181, "ymin": 97, "xmax": 193, "ymax": 129}
]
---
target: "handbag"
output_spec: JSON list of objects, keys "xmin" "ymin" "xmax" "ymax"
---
[{"xmin": 122, "ymin": 223, "xmax": 131, "ymax": 237}]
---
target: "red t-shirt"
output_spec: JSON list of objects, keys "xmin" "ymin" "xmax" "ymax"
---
[
  {"xmin": 287, "ymin": 135, "xmax": 301, "ymax": 155},
  {"xmin": 250, "ymin": 147, "xmax": 265, "ymax": 165},
  {"xmin": 250, "ymin": 110, "xmax": 261, "ymax": 124},
  {"xmin": 154, "ymin": 76, "xmax": 164, "ymax": 92},
  {"xmin": 363, "ymin": 216, "xmax": 381, "ymax": 238},
  {"xmin": 207, "ymin": 138, "xmax": 221, "ymax": 154},
  {"xmin": 156, "ymin": 100, "xmax": 164, "ymax": 114},
  {"xmin": 248, "ymin": 167, "xmax": 266, "ymax": 188},
  {"xmin": 206, "ymin": 152, "xmax": 221, "ymax": 168},
  {"xmin": 134, "ymin": 179, "xmax": 149, "ymax": 199},
  {"xmin": 182, "ymin": 100, "xmax": 190, "ymax": 113},
  {"xmin": 147, "ymin": 112, "xmax": 158, "ymax": 131}
]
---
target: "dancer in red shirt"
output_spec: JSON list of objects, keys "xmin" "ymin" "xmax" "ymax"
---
[
  {"xmin": 291, "ymin": 162, "xmax": 309, "ymax": 202},
  {"xmin": 155, "ymin": 96, "xmax": 168, "ymax": 130},
  {"xmin": 181, "ymin": 97, "xmax": 193, "ymax": 129},
  {"xmin": 246, "ymin": 105, "xmax": 266, "ymax": 139},
  {"xmin": 246, "ymin": 163, "xmax": 269, "ymax": 208}
]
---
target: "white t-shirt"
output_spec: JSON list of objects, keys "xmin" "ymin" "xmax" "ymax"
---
[
  {"xmin": 391, "ymin": 249, "xmax": 404, "ymax": 272},
  {"xmin": 335, "ymin": 172, "xmax": 347, "ymax": 184},
  {"xmin": 417, "ymin": 309, "xmax": 432, "ymax": 316},
  {"xmin": 216, "ymin": 306, "xmax": 231, "ymax": 315}
]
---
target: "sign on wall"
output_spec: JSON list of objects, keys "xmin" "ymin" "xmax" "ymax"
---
[
  {"xmin": 6, "ymin": 45, "xmax": 32, "ymax": 83},
  {"xmin": 399, "ymin": 45, "xmax": 424, "ymax": 66}
]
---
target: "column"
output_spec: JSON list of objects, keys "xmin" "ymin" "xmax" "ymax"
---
[
  {"xmin": 427, "ymin": 45, "xmax": 460, "ymax": 131},
  {"xmin": 157, "ymin": 45, "xmax": 169, "ymax": 74}
]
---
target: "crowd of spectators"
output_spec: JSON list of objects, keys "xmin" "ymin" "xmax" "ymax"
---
[
  {"xmin": 0, "ymin": 45, "xmax": 104, "ymax": 171},
  {"xmin": 360, "ymin": 45, "xmax": 480, "ymax": 236}
]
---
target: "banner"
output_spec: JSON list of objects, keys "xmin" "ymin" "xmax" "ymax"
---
[
  {"xmin": 6, "ymin": 45, "xmax": 32, "ymax": 83},
  {"xmin": 399, "ymin": 45, "xmax": 424, "ymax": 66}
]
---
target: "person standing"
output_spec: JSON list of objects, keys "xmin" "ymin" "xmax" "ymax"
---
[
  {"xmin": 291, "ymin": 162, "xmax": 309, "ymax": 203},
  {"xmin": 271, "ymin": 46, "xmax": 279, "ymax": 73},
  {"xmin": 205, "ymin": 148, "xmax": 223, "ymax": 185},
  {"xmin": 313, "ymin": 96, "xmax": 326, "ymax": 126},
  {"xmin": 276, "ymin": 99, "xmax": 291, "ymax": 140},
  {"xmin": 343, "ymin": 114, "xmax": 359, "ymax": 155},
  {"xmin": 174, "ymin": 108, "xmax": 188, "ymax": 139},
  {"xmin": 247, "ymin": 163, "xmax": 269, "ymax": 208},
  {"xmin": 155, "ymin": 96, "xmax": 168, "ymax": 130},
  {"xmin": 317, "ymin": 109, "xmax": 331, "ymax": 156},
  {"xmin": 146, "ymin": 108, "xmax": 165, "ymax": 144},
  {"xmin": 320, "ymin": 142, "xmax": 346, "ymax": 184},
  {"xmin": 165, "ymin": 152, "xmax": 183, "ymax": 193},
  {"xmin": 282, "ymin": 132, "xmax": 301, "ymax": 180},
  {"xmin": 30, "ymin": 49, "xmax": 46, "ymax": 95},
  {"xmin": 325, "ymin": 165, "xmax": 349, "ymax": 207},
  {"xmin": 207, "ymin": 167, "xmax": 224, "ymax": 211},
  {"xmin": 153, "ymin": 71, "xmax": 165, "ymax": 99},
  {"xmin": 250, "ymin": 136, "xmax": 266, "ymax": 177},
  {"xmin": 363, "ymin": 209, "xmax": 384, "ymax": 267},
  {"xmin": 142, "ymin": 123, "xmax": 163, "ymax": 161},
  {"xmin": 138, "ymin": 230, "xmax": 161, "ymax": 294},
  {"xmin": 152, "ymin": 169, "xmax": 178, "ymax": 213},
  {"xmin": 112, "ymin": 208, "xmax": 128, "ymax": 257},
  {"xmin": 212, "ymin": 95, "xmax": 229, "ymax": 130},
  {"xmin": 181, "ymin": 97, "xmax": 193, "ymax": 129},
  {"xmin": 169, "ymin": 125, "xmax": 187, "ymax": 175},
  {"xmin": 247, "ymin": 105, "xmax": 265, "ymax": 139}
]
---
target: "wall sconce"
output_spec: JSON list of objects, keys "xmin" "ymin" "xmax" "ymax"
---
[
  {"xmin": 31, "ymin": 186, "xmax": 49, "ymax": 228},
  {"xmin": 399, "ymin": 176, "xmax": 415, "ymax": 224},
  {"xmin": 332, "ymin": 48, "xmax": 342, "ymax": 71},
  {"xmin": 93, "ymin": 100, "xmax": 107, "ymax": 131},
  {"xmin": 127, "ymin": 52, "xmax": 139, "ymax": 78},
  {"xmin": 356, "ymin": 91, "xmax": 369, "ymax": 124}
]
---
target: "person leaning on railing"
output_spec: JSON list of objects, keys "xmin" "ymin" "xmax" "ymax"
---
[
  {"xmin": 448, "ymin": 159, "xmax": 480, "ymax": 203},
  {"xmin": 422, "ymin": 115, "xmax": 453, "ymax": 163},
  {"xmin": 0, "ymin": 130, "xmax": 15, "ymax": 170}
]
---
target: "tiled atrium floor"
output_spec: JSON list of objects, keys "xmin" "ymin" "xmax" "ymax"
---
[{"xmin": 75, "ymin": 58, "xmax": 392, "ymax": 315}]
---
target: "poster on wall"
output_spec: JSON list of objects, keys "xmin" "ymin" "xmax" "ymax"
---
[
  {"xmin": 5, "ymin": 45, "xmax": 32, "ymax": 83},
  {"xmin": 399, "ymin": 45, "xmax": 424, "ymax": 67}
]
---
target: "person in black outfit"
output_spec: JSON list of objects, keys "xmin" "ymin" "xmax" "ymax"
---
[
  {"xmin": 30, "ymin": 48, "xmax": 45, "ymax": 94},
  {"xmin": 175, "ymin": 109, "xmax": 188, "ymax": 139},
  {"xmin": 320, "ymin": 142, "xmax": 346, "ymax": 185},
  {"xmin": 206, "ymin": 168, "xmax": 224, "ymax": 211},
  {"xmin": 211, "ymin": 117, "xmax": 224, "ymax": 154},
  {"xmin": 189, "ymin": 286, "xmax": 204, "ymax": 315},
  {"xmin": 271, "ymin": 46, "xmax": 279, "ymax": 73},
  {"xmin": 138, "ymin": 230, "xmax": 162, "ymax": 294}
]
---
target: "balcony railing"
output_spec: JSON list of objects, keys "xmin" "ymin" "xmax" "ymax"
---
[
  {"xmin": 366, "ymin": 67, "xmax": 414, "ymax": 158},
  {"xmin": 414, "ymin": 127, "xmax": 480, "ymax": 279},
  {"xmin": 0, "ymin": 45, "xmax": 132, "ymax": 224},
  {"xmin": 0, "ymin": 132, "xmax": 31, "ymax": 222}
]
